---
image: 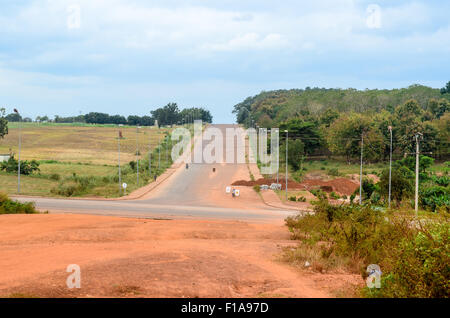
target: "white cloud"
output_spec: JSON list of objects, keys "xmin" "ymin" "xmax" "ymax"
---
[{"xmin": 200, "ymin": 33, "xmax": 289, "ymax": 52}]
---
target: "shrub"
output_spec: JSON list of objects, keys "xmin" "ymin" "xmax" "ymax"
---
[
  {"xmin": 298, "ymin": 196, "xmax": 307, "ymax": 202},
  {"xmin": 379, "ymin": 167, "xmax": 414, "ymax": 205},
  {"xmin": 0, "ymin": 192, "xmax": 39, "ymax": 214},
  {"xmin": 286, "ymin": 199, "xmax": 449, "ymax": 298},
  {"xmin": 253, "ymin": 185, "xmax": 261, "ymax": 193},
  {"xmin": 327, "ymin": 168, "xmax": 340, "ymax": 176},
  {"xmin": 310, "ymin": 189, "xmax": 327, "ymax": 200},
  {"xmin": 289, "ymin": 196, "xmax": 297, "ymax": 202},
  {"xmin": 49, "ymin": 173, "xmax": 61, "ymax": 181},
  {"xmin": 0, "ymin": 156, "xmax": 40, "ymax": 175},
  {"xmin": 432, "ymin": 175, "xmax": 450, "ymax": 187},
  {"xmin": 365, "ymin": 222, "xmax": 449, "ymax": 298},
  {"xmin": 420, "ymin": 185, "xmax": 450, "ymax": 212},
  {"xmin": 330, "ymin": 192, "xmax": 340, "ymax": 200}
]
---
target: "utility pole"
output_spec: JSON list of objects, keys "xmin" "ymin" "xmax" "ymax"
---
[
  {"xmin": 414, "ymin": 133, "xmax": 421, "ymax": 216},
  {"xmin": 359, "ymin": 132, "xmax": 364, "ymax": 205},
  {"xmin": 285, "ymin": 130, "xmax": 288, "ymax": 201},
  {"xmin": 404, "ymin": 133, "xmax": 429, "ymax": 217},
  {"xmin": 14, "ymin": 109, "xmax": 21, "ymax": 194},
  {"xmin": 118, "ymin": 126, "xmax": 123, "ymax": 196},
  {"xmin": 148, "ymin": 129, "xmax": 152, "ymax": 177},
  {"xmin": 158, "ymin": 136, "xmax": 161, "ymax": 171},
  {"xmin": 136, "ymin": 126, "xmax": 141, "ymax": 187},
  {"xmin": 388, "ymin": 126, "xmax": 393, "ymax": 209},
  {"xmin": 165, "ymin": 135, "xmax": 168, "ymax": 165}
]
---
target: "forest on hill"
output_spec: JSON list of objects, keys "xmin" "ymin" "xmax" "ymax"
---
[
  {"xmin": 233, "ymin": 83, "xmax": 450, "ymax": 162},
  {"xmin": 233, "ymin": 84, "xmax": 449, "ymax": 127}
]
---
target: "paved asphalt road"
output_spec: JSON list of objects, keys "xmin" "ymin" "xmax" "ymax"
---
[{"xmin": 15, "ymin": 125, "xmax": 294, "ymax": 222}]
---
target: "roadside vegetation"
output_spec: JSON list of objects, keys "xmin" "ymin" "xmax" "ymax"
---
[
  {"xmin": 236, "ymin": 83, "xmax": 449, "ymax": 297},
  {"xmin": 0, "ymin": 192, "xmax": 39, "ymax": 214},
  {"xmin": 284, "ymin": 199, "xmax": 449, "ymax": 298}
]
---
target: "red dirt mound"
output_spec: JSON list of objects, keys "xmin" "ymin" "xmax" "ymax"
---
[{"xmin": 232, "ymin": 178, "xmax": 359, "ymax": 196}]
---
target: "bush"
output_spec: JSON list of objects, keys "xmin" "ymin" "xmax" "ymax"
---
[
  {"xmin": 0, "ymin": 156, "xmax": 40, "ymax": 175},
  {"xmin": 0, "ymin": 192, "xmax": 39, "ymax": 214},
  {"xmin": 330, "ymin": 192, "xmax": 340, "ymax": 200},
  {"xmin": 286, "ymin": 199, "xmax": 449, "ymax": 298},
  {"xmin": 420, "ymin": 185, "xmax": 450, "ymax": 212},
  {"xmin": 327, "ymin": 168, "xmax": 340, "ymax": 177},
  {"xmin": 365, "ymin": 222, "xmax": 449, "ymax": 298},
  {"xmin": 310, "ymin": 189, "xmax": 327, "ymax": 200},
  {"xmin": 289, "ymin": 196, "xmax": 297, "ymax": 202},
  {"xmin": 49, "ymin": 173, "xmax": 61, "ymax": 181},
  {"xmin": 432, "ymin": 175, "xmax": 450, "ymax": 187},
  {"xmin": 253, "ymin": 185, "xmax": 261, "ymax": 193},
  {"xmin": 298, "ymin": 196, "xmax": 307, "ymax": 202}
]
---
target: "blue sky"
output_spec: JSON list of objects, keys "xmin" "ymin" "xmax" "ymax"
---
[{"xmin": 0, "ymin": 0, "xmax": 449, "ymax": 123}]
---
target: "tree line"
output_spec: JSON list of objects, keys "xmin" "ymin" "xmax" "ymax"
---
[
  {"xmin": 234, "ymin": 83, "xmax": 450, "ymax": 163},
  {"xmin": 2, "ymin": 103, "xmax": 213, "ymax": 127}
]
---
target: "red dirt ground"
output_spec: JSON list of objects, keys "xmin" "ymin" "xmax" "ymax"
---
[
  {"xmin": 232, "ymin": 178, "xmax": 359, "ymax": 196},
  {"xmin": 0, "ymin": 214, "xmax": 363, "ymax": 298}
]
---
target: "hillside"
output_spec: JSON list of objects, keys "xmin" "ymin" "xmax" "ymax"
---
[{"xmin": 233, "ymin": 84, "xmax": 447, "ymax": 126}]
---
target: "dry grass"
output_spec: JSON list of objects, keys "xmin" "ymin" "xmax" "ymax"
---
[
  {"xmin": 0, "ymin": 123, "xmax": 170, "ymax": 165},
  {"xmin": 0, "ymin": 123, "xmax": 177, "ymax": 197}
]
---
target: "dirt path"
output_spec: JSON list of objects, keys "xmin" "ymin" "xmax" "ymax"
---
[{"xmin": 0, "ymin": 214, "xmax": 361, "ymax": 298}]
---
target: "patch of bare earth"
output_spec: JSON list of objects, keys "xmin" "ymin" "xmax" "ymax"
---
[
  {"xmin": 0, "ymin": 214, "xmax": 362, "ymax": 298},
  {"xmin": 232, "ymin": 177, "xmax": 359, "ymax": 196}
]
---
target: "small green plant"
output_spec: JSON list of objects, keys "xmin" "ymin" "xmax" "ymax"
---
[
  {"xmin": 330, "ymin": 192, "xmax": 340, "ymax": 200},
  {"xmin": 289, "ymin": 196, "xmax": 297, "ymax": 202},
  {"xmin": 253, "ymin": 185, "xmax": 261, "ymax": 193},
  {"xmin": 327, "ymin": 168, "xmax": 339, "ymax": 176},
  {"xmin": 49, "ymin": 173, "xmax": 61, "ymax": 181}
]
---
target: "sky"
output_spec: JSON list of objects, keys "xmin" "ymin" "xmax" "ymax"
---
[{"xmin": 0, "ymin": 0, "xmax": 449, "ymax": 123}]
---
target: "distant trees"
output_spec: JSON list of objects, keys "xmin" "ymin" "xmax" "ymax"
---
[
  {"xmin": 440, "ymin": 81, "xmax": 450, "ymax": 95},
  {"xmin": 326, "ymin": 112, "xmax": 384, "ymax": 163},
  {"xmin": 0, "ymin": 108, "xmax": 8, "ymax": 139},
  {"xmin": 279, "ymin": 119, "xmax": 322, "ymax": 156},
  {"xmin": 151, "ymin": 104, "xmax": 213, "ymax": 126},
  {"xmin": 151, "ymin": 103, "xmax": 180, "ymax": 126},
  {"xmin": 5, "ymin": 112, "xmax": 21, "ymax": 122},
  {"xmin": 127, "ymin": 115, "xmax": 153, "ymax": 126},
  {"xmin": 179, "ymin": 107, "xmax": 213, "ymax": 124},
  {"xmin": 50, "ymin": 104, "xmax": 213, "ymax": 126}
]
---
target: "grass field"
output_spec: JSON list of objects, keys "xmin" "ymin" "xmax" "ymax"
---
[
  {"xmin": 0, "ymin": 123, "xmax": 170, "ymax": 165},
  {"xmin": 0, "ymin": 123, "xmax": 182, "ymax": 197}
]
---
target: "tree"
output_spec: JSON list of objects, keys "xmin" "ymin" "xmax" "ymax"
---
[
  {"xmin": 151, "ymin": 103, "xmax": 180, "ymax": 126},
  {"xmin": 0, "ymin": 108, "xmax": 8, "ymax": 139},
  {"xmin": 327, "ymin": 112, "xmax": 384, "ymax": 163},
  {"xmin": 285, "ymin": 139, "xmax": 305, "ymax": 170},
  {"xmin": 85, "ymin": 112, "xmax": 110, "ymax": 124},
  {"xmin": 319, "ymin": 108, "xmax": 339, "ymax": 127},
  {"xmin": 5, "ymin": 112, "xmax": 21, "ymax": 122},
  {"xmin": 179, "ymin": 107, "xmax": 213, "ymax": 124},
  {"xmin": 427, "ymin": 98, "xmax": 450, "ymax": 119},
  {"xmin": 394, "ymin": 100, "xmax": 425, "ymax": 153},
  {"xmin": 279, "ymin": 118, "xmax": 323, "ymax": 155},
  {"xmin": 440, "ymin": 81, "xmax": 450, "ymax": 95},
  {"xmin": 379, "ymin": 167, "xmax": 414, "ymax": 206},
  {"xmin": 0, "ymin": 156, "xmax": 40, "ymax": 175},
  {"xmin": 434, "ymin": 112, "xmax": 450, "ymax": 159}
]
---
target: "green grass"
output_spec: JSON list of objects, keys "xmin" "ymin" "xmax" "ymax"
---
[{"xmin": 38, "ymin": 162, "xmax": 116, "ymax": 177}]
